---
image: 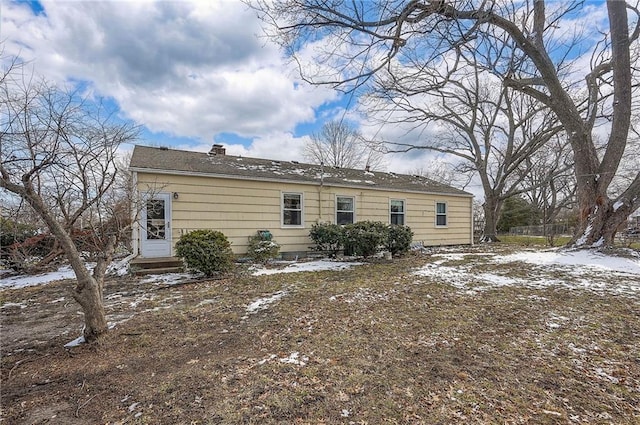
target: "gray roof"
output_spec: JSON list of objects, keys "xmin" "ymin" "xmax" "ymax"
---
[{"xmin": 129, "ymin": 145, "xmax": 472, "ymax": 197}]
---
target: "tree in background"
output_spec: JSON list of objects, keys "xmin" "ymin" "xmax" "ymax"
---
[
  {"xmin": 303, "ymin": 120, "xmax": 385, "ymax": 170},
  {"xmin": 0, "ymin": 61, "xmax": 139, "ymax": 342},
  {"xmin": 517, "ymin": 138, "xmax": 576, "ymax": 236},
  {"xmin": 367, "ymin": 48, "xmax": 563, "ymax": 242},
  {"xmin": 252, "ymin": 0, "xmax": 640, "ymax": 248},
  {"xmin": 497, "ymin": 196, "xmax": 540, "ymax": 233}
]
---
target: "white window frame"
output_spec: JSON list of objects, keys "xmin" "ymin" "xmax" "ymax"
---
[
  {"xmin": 390, "ymin": 199, "xmax": 406, "ymax": 225},
  {"xmin": 282, "ymin": 192, "xmax": 304, "ymax": 228},
  {"xmin": 336, "ymin": 195, "xmax": 355, "ymax": 225},
  {"xmin": 435, "ymin": 201, "xmax": 448, "ymax": 227}
]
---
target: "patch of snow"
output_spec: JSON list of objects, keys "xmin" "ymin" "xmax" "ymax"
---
[
  {"xmin": 477, "ymin": 273, "xmax": 518, "ymax": 287},
  {"xmin": 575, "ymin": 224, "xmax": 592, "ymax": 246},
  {"xmin": 415, "ymin": 249, "xmax": 640, "ymax": 297},
  {"xmin": 432, "ymin": 252, "xmax": 496, "ymax": 261},
  {"xmin": 414, "ymin": 264, "xmax": 476, "ymax": 290},
  {"xmin": 64, "ymin": 335, "xmax": 86, "ymax": 348},
  {"xmin": 594, "ymin": 367, "xmax": 620, "ymax": 384},
  {"xmin": 545, "ymin": 313, "xmax": 569, "ymax": 329},
  {"xmin": 279, "ymin": 352, "xmax": 308, "ymax": 366},
  {"xmin": 1, "ymin": 262, "xmax": 98, "ymax": 289},
  {"xmin": 107, "ymin": 255, "xmax": 134, "ymax": 276},
  {"xmin": 251, "ymin": 260, "xmax": 363, "ymax": 276},
  {"xmin": 139, "ymin": 272, "xmax": 199, "ymax": 285},
  {"xmin": 49, "ymin": 297, "xmax": 66, "ymax": 304},
  {"xmin": 613, "ymin": 200, "xmax": 624, "ymax": 211},
  {"xmin": 197, "ymin": 299, "xmax": 217, "ymax": 307},
  {"xmin": 1, "ymin": 301, "xmax": 27, "ymax": 309},
  {"xmin": 493, "ymin": 250, "xmax": 640, "ymax": 275},
  {"xmin": 130, "ymin": 294, "xmax": 156, "ymax": 308},
  {"xmin": 258, "ymin": 354, "xmax": 277, "ymax": 365},
  {"xmin": 0, "ymin": 263, "xmax": 94, "ymax": 289},
  {"xmin": 341, "ymin": 409, "xmax": 350, "ymax": 417},
  {"xmin": 246, "ymin": 291, "xmax": 287, "ymax": 314},
  {"xmin": 591, "ymin": 237, "xmax": 604, "ymax": 248}
]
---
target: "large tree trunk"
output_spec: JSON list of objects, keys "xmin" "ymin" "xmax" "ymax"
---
[
  {"xmin": 20, "ymin": 186, "xmax": 110, "ymax": 343},
  {"xmin": 568, "ymin": 1, "xmax": 634, "ymax": 248},
  {"xmin": 572, "ymin": 190, "xmax": 633, "ymax": 248},
  {"xmin": 480, "ymin": 195, "xmax": 502, "ymax": 242},
  {"xmin": 72, "ymin": 276, "xmax": 108, "ymax": 342}
]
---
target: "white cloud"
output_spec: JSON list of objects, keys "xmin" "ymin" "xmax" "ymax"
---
[
  {"xmin": 1, "ymin": 0, "xmax": 336, "ymax": 140},
  {"xmin": 225, "ymin": 132, "xmax": 310, "ymax": 161}
]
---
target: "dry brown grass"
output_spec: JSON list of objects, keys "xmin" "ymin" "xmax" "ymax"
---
[{"xmin": 2, "ymin": 245, "xmax": 639, "ymax": 424}]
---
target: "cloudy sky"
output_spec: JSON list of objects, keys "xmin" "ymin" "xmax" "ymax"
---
[
  {"xmin": 1, "ymin": 0, "xmax": 616, "ymax": 199},
  {"xmin": 1, "ymin": 0, "xmax": 442, "ymax": 173}
]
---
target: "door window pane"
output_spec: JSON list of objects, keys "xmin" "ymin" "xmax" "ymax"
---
[{"xmin": 146, "ymin": 199, "xmax": 166, "ymax": 239}]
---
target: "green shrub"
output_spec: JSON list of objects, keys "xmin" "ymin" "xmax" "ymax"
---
[
  {"xmin": 175, "ymin": 230, "xmax": 234, "ymax": 276},
  {"xmin": 343, "ymin": 221, "xmax": 388, "ymax": 257},
  {"xmin": 247, "ymin": 231, "xmax": 280, "ymax": 263},
  {"xmin": 309, "ymin": 222, "xmax": 344, "ymax": 256},
  {"xmin": 385, "ymin": 224, "xmax": 414, "ymax": 256}
]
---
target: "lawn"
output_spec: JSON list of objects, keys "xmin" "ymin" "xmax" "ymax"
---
[{"xmin": 1, "ymin": 245, "xmax": 639, "ymax": 424}]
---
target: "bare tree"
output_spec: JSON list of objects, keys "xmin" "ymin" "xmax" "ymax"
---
[
  {"xmin": 252, "ymin": 0, "xmax": 640, "ymax": 248},
  {"xmin": 0, "ymin": 62, "xmax": 139, "ymax": 342},
  {"xmin": 371, "ymin": 57, "xmax": 564, "ymax": 241},
  {"xmin": 304, "ymin": 120, "xmax": 385, "ymax": 170},
  {"xmin": 411, "ymin": 160, "xmax": 472, "ymax": 188},
  {"xmin": 518, "ymin": 137, "xmax": 577, "ymax": 231}
]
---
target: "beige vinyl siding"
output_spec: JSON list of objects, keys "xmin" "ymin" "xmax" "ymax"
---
[{"xmin": 136, "ymin": 172, "xmax": 472, "ymax": 255}]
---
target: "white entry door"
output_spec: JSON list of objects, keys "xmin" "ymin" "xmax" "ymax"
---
[{"xmin": 141, "ymin": 193, "xmax": 172, "ymax": 257}]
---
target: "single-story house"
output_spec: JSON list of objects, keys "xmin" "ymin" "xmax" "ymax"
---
[{"xmin": 129, "ymin": 144, "xmax": 474, "ymax": 258}]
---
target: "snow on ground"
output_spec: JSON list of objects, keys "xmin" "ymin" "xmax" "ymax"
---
[
  {"xmin": 258, "ymin": 352, "xmax": 309, "ymax": 367},
  {"xmin": 251, "ymin": 260, "xmax": 363, "ymax": 276},
  {"xmin": 139, "ymin": 272, "xmax": 202, "ymax": 286},
  {"xmin": 415, "ymin": 249, "xmax": 640, "ymax": 297},
  {"xmin": 1, "ymin": 259, "xmax": 362, "ymax": 289},
  {"xmin": 245, "ymin": 291, "xmax": 287, "ymax": 314},
  {"xmin": 493, "ymin": 249, "xmax": 640, "ymax": 275},
  {"xmin": 0, "ymin": 264, "xmax": 95, "ymax": 289}
]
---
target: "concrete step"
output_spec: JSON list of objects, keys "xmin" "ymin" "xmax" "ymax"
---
[
  {"xmin": 133, "ymin": 266, "xmax": 184, "ymax": 276},
  {"xmin": 131, "ymin": 257, "xmax": 182, "ymax": 269},
  {"xmin": 130, "ymin": 257, "xmax": 184, "ymax": 275}
]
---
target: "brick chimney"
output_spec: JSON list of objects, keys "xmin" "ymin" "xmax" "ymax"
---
[{"xmin": 209, "ymin": 144, "xmax": 226, "ymax": 155}]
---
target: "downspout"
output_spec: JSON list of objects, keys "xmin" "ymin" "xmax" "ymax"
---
[
  {"xmin": 318, "ymin": 162, "xmax": 324, "ymax": 221},
  {"xmin": 131, "ymin": 171, "xmax": 139, "ymax": 256},
  {"xmin": 470, "ymin": 197, "xmax": 474, "ymax": 246}
]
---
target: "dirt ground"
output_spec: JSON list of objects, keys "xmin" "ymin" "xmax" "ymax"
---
[{"xmin": 1, "ymin": 246, "xmax": 639, "ymax": 424}]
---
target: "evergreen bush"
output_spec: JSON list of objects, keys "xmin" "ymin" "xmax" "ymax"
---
[
  {"xmin": 343, "ymin": 221, "xmax": 388, "ymax": 257},
  {"xmin": 247, "ymin": 231, "xmax": 280, "ymax": 263},
  {"xmin": 309, "ymin": 222, "xmax": 344, "ymax": 256},
  {"xmin": 175, "ymin": 229, "xmax": 234, "ymax": 276},
  {"xmin": 385, "ymin": 224, "xmax": 414, "ymax": 256}
]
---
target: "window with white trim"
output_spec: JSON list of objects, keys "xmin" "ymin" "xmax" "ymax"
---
[
  {"xmin": 390, "ymin": 199, "xmax": 405, "ymax": 225},
  {"xmin": 336, "ymin": 196, "xmax": 355, "ymax": 225},
  {"xmin": 282, "ymin": 192, "xmax": 303, "ymax": 227},
  {"xmin": 436, "ymin": 202, "xmax": 447, "ymax": 226}
]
